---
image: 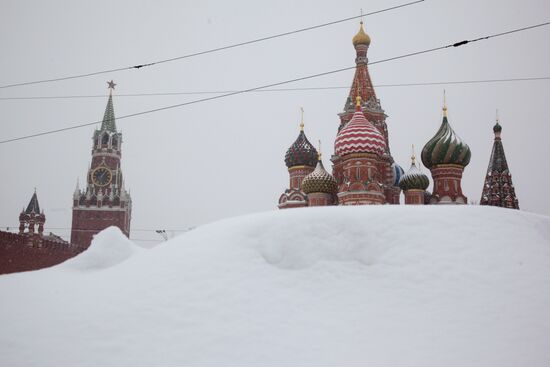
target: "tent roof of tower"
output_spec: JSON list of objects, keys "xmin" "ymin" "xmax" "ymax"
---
[
  {"xmin": 100, "ymin": 83, "xmax": 117, "ymax": 132},
  {"xmin": 25, "ymin": 191, "xmax": 40, "ymax": 214},
  {"xmin": 486, "ymin": 123, "xmax": 510, "ymax": 173}
]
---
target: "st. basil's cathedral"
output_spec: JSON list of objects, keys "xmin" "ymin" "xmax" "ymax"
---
[{"xmin": 278, "ymin": 21, "xmax": 520, "ymax": 209}]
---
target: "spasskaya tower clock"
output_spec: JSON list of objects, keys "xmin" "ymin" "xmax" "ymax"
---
[{"xmin": 70, "ymin": 81, "xmax": 132, "ymax": 248}]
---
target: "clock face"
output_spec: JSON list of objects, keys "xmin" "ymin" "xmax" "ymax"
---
[{"xmin": 91, "ymin": 167, "xmax": 112, "ymax": 187}]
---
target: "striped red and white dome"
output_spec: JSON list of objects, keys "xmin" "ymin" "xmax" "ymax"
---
[{"xmin": 334, "ymin": 110, "xmax": 386, "ymax": 157}]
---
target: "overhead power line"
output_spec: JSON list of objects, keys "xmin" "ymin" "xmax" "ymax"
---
[
  {"xmin": 1, "ymin": 21, "xmax": 550, "ymax": 145},
  {"xmin": 0, "ymin": 0, "xmax": 424, "ymax": 90},
  {"xmin": 1, "ymin": 76, "xmax": 549, "ymax": 100}
]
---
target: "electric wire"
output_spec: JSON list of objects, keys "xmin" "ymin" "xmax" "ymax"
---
[
  {"xmin": 1, "ymin": 21, "xmax": 550, "ymax": 145},
  {"xmin": 1, "ymin": 76, "xmax": 549, "ymax": 100},
  {"xmin": 0, "ymin": 0, "xmax": 424, "ymax": 90}
]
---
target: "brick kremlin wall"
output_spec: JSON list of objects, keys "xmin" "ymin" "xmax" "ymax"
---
[{"xmin": 0, "ymin": 231, "xmax": 85, "ymax": 275}]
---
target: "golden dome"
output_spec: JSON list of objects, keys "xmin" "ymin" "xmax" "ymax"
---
[{"xmin": 352, "ymin": 21, "xmax": 371, "ymax": 47}]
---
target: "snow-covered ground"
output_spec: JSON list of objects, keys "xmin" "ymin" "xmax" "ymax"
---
[{"xmin": 1, "ymin": 206, "xmax": 550, "ymax": 367}]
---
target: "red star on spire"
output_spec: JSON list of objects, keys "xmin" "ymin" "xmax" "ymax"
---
[{"xmin": 107, "ymin": 80, "xmax": 116, "ymax": 90}]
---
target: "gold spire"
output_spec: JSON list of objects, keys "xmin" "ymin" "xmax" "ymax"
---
[
  {"xmin": 352, "ymin": 20, "xmax": 371, "ymax": 47},
  {"xmin": 496, "ymin": 108, "xmax": 500, "ymax": 123},
  {"xmin": 318, "ymin": 140, "xmax": 322, "ymax": 160},
  {"xmin": 411, "ymin": 144, "xmax": 416, "ymax": 165},
  {"xmin": 299, "ymin": 107, "xmax": 304, "ymax": 131},
  {"xmin": 442, "ymin": 90, "xmax": 448, "ymax": 117}
]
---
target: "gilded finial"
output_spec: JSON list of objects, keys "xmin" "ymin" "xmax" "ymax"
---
[
  {"xmin": 299, "ymin": 107, "xmax": 304, "ymax": 131},
  {"xmin": 442, "ymin": 90, "xmax": 448, "ymax": 117},
  {"xmin": 318, "ymin": 140, "xmax": 322, "ymax": 160},
  {"xmin": 356, "ymin": 85, "xmax": 362, "ymax": 108},
  {"xmin": 496, "ymin": 108, "xmax": 499, "ymax": 123},
  {"xmin": 411, "ymin": 144, "xmax": 416, "ymax": 165}
]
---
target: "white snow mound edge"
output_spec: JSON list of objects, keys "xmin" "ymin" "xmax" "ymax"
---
[{"xmin": 61, "ymin": 226, "xmax": 142, "ymax": 271}]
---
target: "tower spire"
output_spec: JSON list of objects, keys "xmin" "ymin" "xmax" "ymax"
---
[
  {"xmin": 480, "ymin": 118, "xmax": 519, "ymax": 209},
  {"xmin": 411, "ymin": 144, "xmax": 416, "ymax": 165},
  {"xmin": 442, "ymin": 90, "xmax": 448, "ymax": 117},
  {"xmin": 300, "ymin": 107, "xmax": 304, "ymax": 131},
  {"xmin": 101, "ymin": 81, "xmax": 117, "ymax": 132}
]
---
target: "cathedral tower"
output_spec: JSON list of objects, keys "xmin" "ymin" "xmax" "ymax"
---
[
  {"xmin": 301, "ymin": 144, "xmax": 338, "ymax": 206},
  {"xmin": 278, "ymin": 110, "xmax": 318, "ymax": 209},
  {"xmin": 480, "ymin": 116, "xmax": 519, "ymax": 209},
  {"xmin": 399, "ymin": 148, "xmax": 429, "ymax": 205},
  {"xmin": 70, "ymin": 81, "xmax": 132, "ymax": 248},
  {"xmin": 334, "ymin": 95, "xmax": 387, "ymax": 205},
  {"xmin": 332, "ymin": 22, "xmax": 400, "ymax": 204},
  {"xmin": 421, "ymin": 96, "xmax": 471, "ymax": 204}
]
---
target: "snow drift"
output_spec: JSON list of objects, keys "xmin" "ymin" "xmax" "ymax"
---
[{"xmin": 1, "ymin": 205, "xmax": 550, "ymax": 367}]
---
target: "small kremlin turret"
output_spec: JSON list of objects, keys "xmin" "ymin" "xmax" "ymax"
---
[
  {"xmin": 302, "ymin": 142, "xmax": 338, "ymax": 206},
  {"xmin": 278, "ymin": 108, "xmax": 318, "ymax": 209},
  {"xmin": 399, "ymin": 146, "xmax": 429, "ymax": 205},
  {"xmin": 480, "ymin": 113, "xmax": 519, "ymax": 209},
  {"xmin": 421, "ymin": 93, "xmax": 470, "ymax": 204},
  {"xmin": 18, "ymin": 189, "xmax": 46, "ymax": 237}
]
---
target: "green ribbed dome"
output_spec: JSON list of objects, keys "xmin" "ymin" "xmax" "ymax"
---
[
  {"xmin": 399, "ymin": 161, "xmax": 429, "ymax": 191},
  {"xmin": 421, "ymin": 111, "xmax": 471, "ymax": 169},
  {"xmin": 302, "ymin": 160, "xmax": 337, "ymax": 194}
]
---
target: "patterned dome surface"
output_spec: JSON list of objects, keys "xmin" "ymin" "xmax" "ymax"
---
[
  {"xmin": 421, "ymin": 115, "xmax": 471, "ymax": 169},
  {"xmin": 334, "ymin": 110, "xmax": 386, "ymax": 157},
  {"xmin": 352, "ymin": 22, "xmax": 371, "ymax": 46},
  {"xmin": 399, "ymin": 162, "xmax": 430, "ymax": 191},
  {"xmin": 302, "ymin": 160, "xmax": 337, "ymax": 194},
  {"xmin": 284, "ymin": 130, "xmax": 318, "ymax": 168},
  {"xmin": 391, "ymin": 163, "xmax": 405, "ymax": 186}
]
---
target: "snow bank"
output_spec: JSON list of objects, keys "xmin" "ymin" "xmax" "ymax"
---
[
  {"xmin": 1, "ymin": 206, "xmax": 550, "ymax": 367},
  {"xmin": 62, "ymin": 226, "xmax": 142, "ymax": 271}
]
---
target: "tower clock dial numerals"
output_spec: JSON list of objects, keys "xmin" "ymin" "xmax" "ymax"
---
[{"xmin": 91, "ymin": 167, "xmax": 113, "ymax": 186}]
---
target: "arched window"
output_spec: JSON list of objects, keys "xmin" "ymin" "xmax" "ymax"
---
[
  {"xmin": 102, "ymin": 133, "xmax": 109, "ymax": 147},
  {"xmin": 112, "ymin": 136, "xmax": 118, "ymax": 149}
]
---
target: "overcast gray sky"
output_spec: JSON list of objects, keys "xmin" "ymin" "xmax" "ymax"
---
[{"xmin": 1, "ymin": 0, "xmax": 549, "ymax": 244}]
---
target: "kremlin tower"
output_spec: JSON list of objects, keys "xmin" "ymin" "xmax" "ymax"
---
[
  {"xmin": 70, "ymin": 81, "xmax": 132, "ymax": 247},
  {"xmin": 18, "ymin": 190, "xmax": 46, "ymax": 237},
  {"xmin": 421, "ymin": 97, "xmax": 471, "ymax": 204},
  {"xmin": 480, "ymin": 117, "xmax": 519, "ymax": 209}
]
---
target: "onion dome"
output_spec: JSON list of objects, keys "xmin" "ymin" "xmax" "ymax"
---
[
  {"xmin": 334, "ymin": 95, "xmax": 386, "ymax": 157},
  {"xmin": 493, "ymin": 121, "xmax": 502, "ymax": 134},
  {"xmin": 302, "ymin": 141, "xmax": 337, "ymax": 195},
  {"xmin": 352, "ymin": 21, "xmax": 371, "ymax": 47},
  {"xmin": 391, "ymin": 163, "xmax": 405, "ymax": 186},
  {"xmin": 284, "ymin": 112, "xmax": 318, "ymax": 168},
  {"xmin": 302, "ymin": 157, "xmax": 337, "ymax": 194},
  {"xmin": 421, "ymin": 100, "xmax": 471, "ymax": 169},
  {"xmin": 399, "ymin": 153, "xmax": 429, "ymax": 191}
]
